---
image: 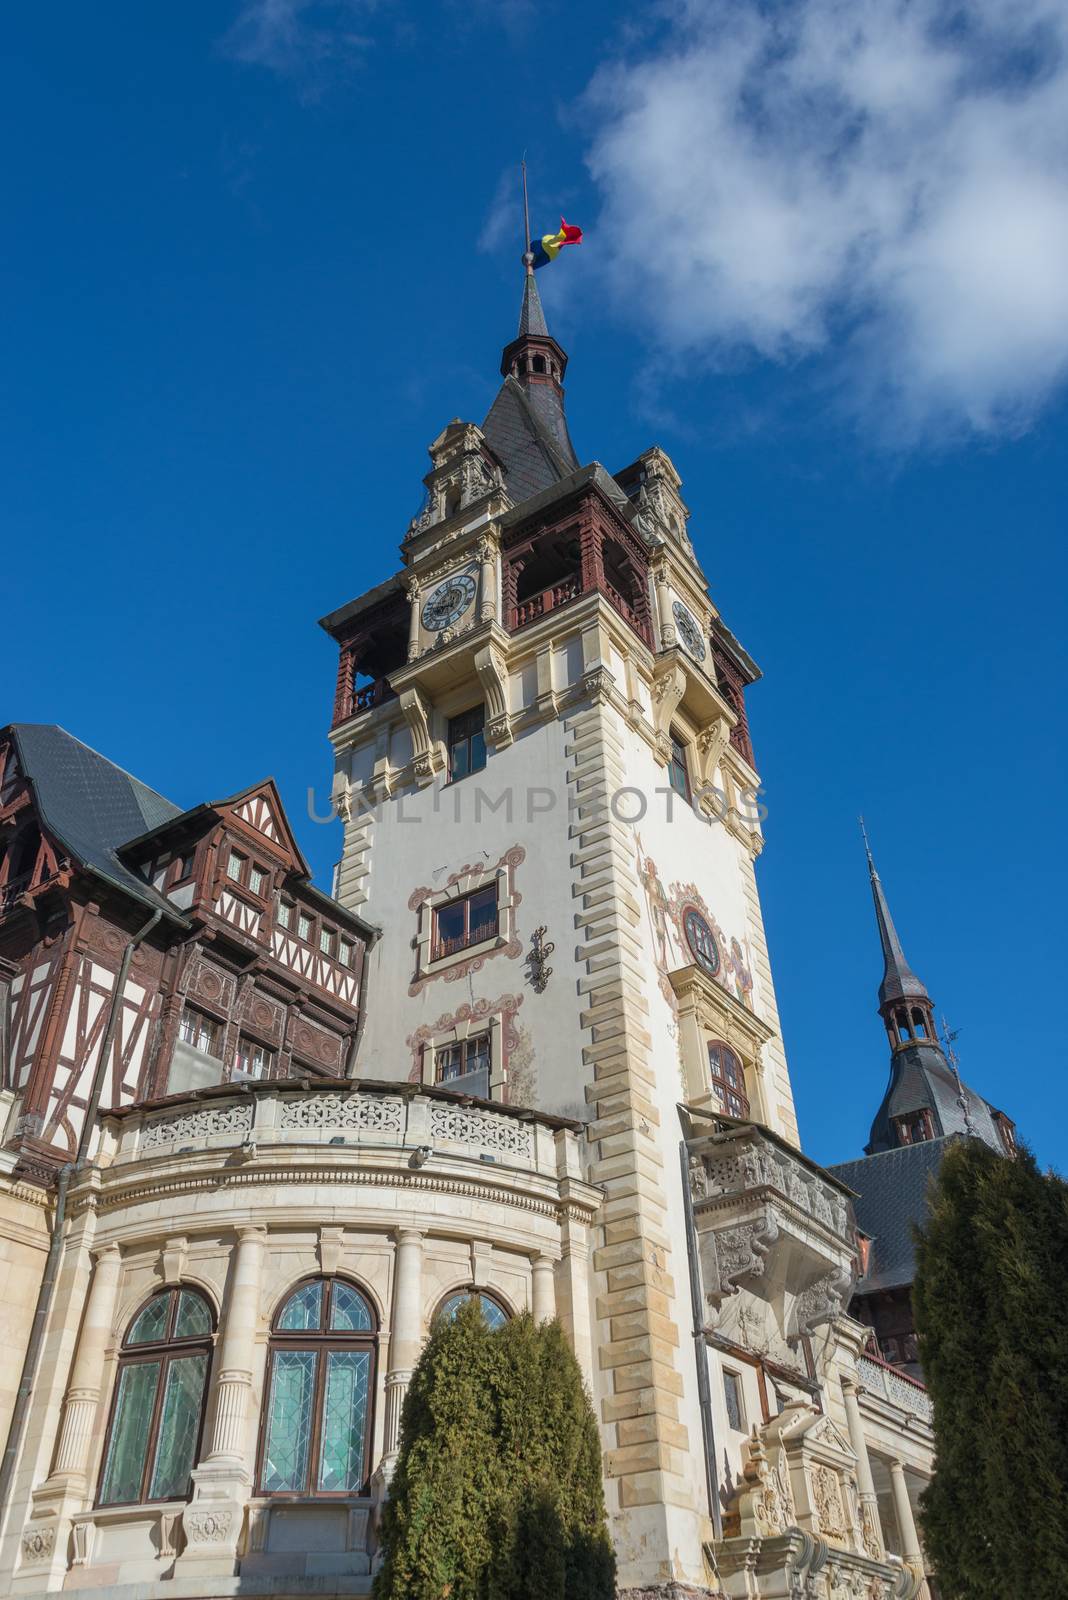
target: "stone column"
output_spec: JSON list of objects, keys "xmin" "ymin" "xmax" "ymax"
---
[
  {"xmin": 653, "ymin": 562, "xmax": 675, "ymax": 649},
  {"xmin": 175, "ymin": 1226, "xmax": 267, "ymax": 1574},
  {"xmin": 841, "ymin": 1374, "xmax": 884, "ymax": 1561},
  {"xmin": 382, "ymin": 1229, "xmax": 424, "ymax": 1467},
  {"xmin": 50, "ymin": 1244, "xmax": 122, "ymax": 1483},
  {"xmin": 531, "ymin": 1255, "xmax": 556, "ymax": 1324},
  {"xmin": 889, "ymin": 1457, "xmax": 929, "ymax": 1596},
  {"xmin": 478, "ymin": 538, "xmax": 496, "ymax": 623},
  {"xmin": 406, "ymin": 579, "xmax": 421, "ymax": 662}
]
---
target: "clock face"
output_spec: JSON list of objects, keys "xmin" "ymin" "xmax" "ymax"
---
[
  {"xmin": 672, "ymin": 600, "xmax": 706, "ymax": 661},
  {"xmin": 683, "ymin": 906, "xmax": 721, "ymax": 977},
  {"xmin": 421, "ymin": 571, "xmax": 477, "ymax": 632}
]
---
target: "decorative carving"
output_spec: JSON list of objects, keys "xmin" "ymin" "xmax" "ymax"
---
[
  {"xmin": 525, "ymin": 926, "xmax": 554, "ymax": 993},
  {"xmin": 20, "ymin": 1522, "xmax": 56, "ymax": 1564},
  {"xmin": 160, "ymin": 1235, "xmax": 188, "ymax": 1286},
  {"xmin": 792, "ymin": 1266, "xmax": 854, "ymax": 1342},
  {"xmin": 705, "ymin": 1211, "xmax": 779, "ymax": 1314},
  {"xmin": 812, "ymin": 1463, "xmax": 848, "ymax": 1540},
  {"xmin": 473, "ymin": 643, "xmax": 512, "ymax": 747},
  {"xmin": 279, "ymin": 1093, "xmax": 403, "ymax": 1133},
  {"xmin": 319, "ymin": 1226, "xmax": 345, "ymax": 1275},
  {"xmin": 182, "ymin": 1507, "xmax": 233, "ymax": 1545},
  {"xmin": 398, "ymin": 686, "xmax": 445, "ymax": 785},
  {"xmin": 429, "ymin": 1103, "xmax": 533, "ymax": 1160},
  {"xmin": 141, "ymin": 1102, "xmax": 254, "ymax": 1151}
]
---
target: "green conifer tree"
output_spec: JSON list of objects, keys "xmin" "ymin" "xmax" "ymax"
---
[
  {"xmin": 374, "ymin": 1299, "xmax": 615, "ymax": 1600},
  {"xmin": 913, "ymin": 1137, "xmax": 1068, "ymax": 1599}
]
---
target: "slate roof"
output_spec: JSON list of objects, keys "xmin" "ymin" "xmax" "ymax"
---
[
  {"xmin": 866, "ymin": 1042, "xmax": 1003, "ymax": 1155},
  {"xmin": 8, "ymin": 724, "xmax": 187, "ymax": 922},
  {"xmin": 829, "ymin": 1137, "xmax": 954, "ymax": 1294},
  {"xmin": 482, "ymin": 374, "xmax": 579, "ymax": 505}
]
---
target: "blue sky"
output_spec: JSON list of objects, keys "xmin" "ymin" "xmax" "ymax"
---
[{"xmin": 4, "ymin": 1, "xmax": 1066, "ymax": 1171}]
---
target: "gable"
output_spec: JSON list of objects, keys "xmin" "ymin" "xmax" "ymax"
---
[{"xmin": 214, "ymin": 779, "xmax": 309, "ymax": 875}]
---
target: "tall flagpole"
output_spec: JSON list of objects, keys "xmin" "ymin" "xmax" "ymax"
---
[{"xmin": 521, "ymin": 156, "xmax": 533, "ymax": 274}]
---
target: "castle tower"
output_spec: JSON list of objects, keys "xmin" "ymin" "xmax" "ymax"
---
[
  {"xmin": 320, "ymin": 273, "xmax": 809, "ymax": 1589},
  {"xmin": 862, "ymin": 838, "xmax": 1007, "ymax": 1155}
]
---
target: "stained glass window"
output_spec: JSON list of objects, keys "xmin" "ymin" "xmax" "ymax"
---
[
  {"xmin": 98, "ymin": 1288, "xmax": 213, "ymax": 1507},
  {"xmin": 259, "ymin": 1278, "xmax": 378, "ymax": 1498},
  {"xmin": 436, "ymin": 1289, "xmax": 509, "ymax": 1330}
]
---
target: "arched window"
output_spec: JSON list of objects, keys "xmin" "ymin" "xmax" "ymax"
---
[
  {"xmin": 259, "ymin": 1278, "xmax": 377, "ymax": 1497},
  {"xmin": 895, "ymin": 1008, "xmax": 913, "ymax": 1042},
  {"xmin": 532, "ymin": 354, "xmax": 547, "ymax": 374},
  {"xmin": 910, "ymin": 1008, "xmax": 928, "ymax": 1037},
  {"xmin": 707, "ymin": 1040, "xmax": 750, "ymax": 1119},
  {"xmin": 436, "ymin": 1288, "xmax": 509, "ymax": 1330},
  {"xmin": 98, "ymin": 1288, "xmax": 213, "ymax": 1507}
]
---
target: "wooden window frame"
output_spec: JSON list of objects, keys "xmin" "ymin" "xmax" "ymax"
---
[
  {"xmin": 434, "ymin": 1032, "xmax": 491, "ymax": 1085},
  {"xmin": 667, "ymin": 727, "xmax": 691, "ymax": 801},
  {"xmin": 96, "ymin": 1288, "xmax": 214, "ymax": 1509},
  {"xmin": 722, "ymin": 1367, "xmax": 746, "ymax": 1432},
  {"xmin": 431, "ymin": 884, "xmax": 499, "ymax": 962},
  {"xmin": 232, "ymin": 1036, "xmax": 275, "ymax": 1081},
  {"xmin": 256, "ymin": 1277, "xmax": 378, "ymax": 1501},
  {"xmin": 446, "ymin": 704, "xmax": 487, "ymax": 784},
  {"xmin": 179, "ymin": 1006, "xmax": 221, "ymax": 1055},
  {"xmin": 707, "ymin": 1038, "xmax": 750, "ymax": 1119},
  {"xmin": 894, "ymin": 1108, "xmax": 934, "ymax": 1146}
]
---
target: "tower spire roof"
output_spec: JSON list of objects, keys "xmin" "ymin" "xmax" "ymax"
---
[
  {"xmin": 861, "ymin": 820, "xmax": 930, "ymax": 1008},
  {"xmin": 517, "ymin": 268, "xmax": 549, "ymax": 338}
]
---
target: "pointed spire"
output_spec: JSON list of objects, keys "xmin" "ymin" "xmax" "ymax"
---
[
  {"xmin": 518, "ymin": 269, "xmax": 549, "ymax": 338},
  {"xmin": 860, "ymin": 818, "xmax": 930, "ymax": 1007}
]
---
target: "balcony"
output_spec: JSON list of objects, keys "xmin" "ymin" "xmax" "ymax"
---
[
  {"xmin": 352, "ymin": 677, "xmax": 398, "ymax": 714},
  {"xmin": 510, "ymin": 577, "xmax": 581, "ymax": 629},
  {"xmin": 857, "ymin": 1353, "xmax": 933, "ymax": 1425},
  {"xmin": 686, "ymin": 1118, "xmax": 857, "ymax": 1354}
]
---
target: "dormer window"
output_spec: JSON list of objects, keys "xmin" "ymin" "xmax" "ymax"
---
[{"xmin": 894, "ymin": 1109, "xmax": 934, "ymax": 1146}]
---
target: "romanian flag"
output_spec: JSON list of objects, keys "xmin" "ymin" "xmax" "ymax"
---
[{"xmin": 529, "ymin": 217, "xmax": 583, "ymax": 269}]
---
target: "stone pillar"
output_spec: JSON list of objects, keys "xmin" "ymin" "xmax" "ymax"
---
[
  {"xmin": 889, "ymin": 1457, "xmax": 929, "ymax": 1596},
  {"xmin": 175, "ymin": 1226, "xmax": 267, "ymax": 1575},
  {"xmin": 406, "ymin": 579, "xmax": 421, "ymax": 662},
  {"xmin": 652, "ymin": 561, "xmax": 674, "ymax": 649},
  {"xmin": 382, "ymin": 1229, "xmax": 424, "ymax": 1467},
  {"xmin": 51, "ymin": 1244, "xmax": 122, "ymax": 1482},
  {"xmin": 478, "ymin": 538, "xmax": 496, "ymax": 623},
  {"xmin": 531, "ymin": 1255, "xmax": 556, "ymax": 1324},
  {"xmin": 841, "ymin": 1374, "xmax": 884, "ymax": 1561}
]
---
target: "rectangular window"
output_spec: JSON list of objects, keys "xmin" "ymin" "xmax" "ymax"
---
[
  {"xmin": 319, "ymin": 926, "xmax": 335, "ymax": 956},
  {"xmin": 337, "ymin": 939, "xmax": 352, "ymax": 968},
  {"xmin": 434, "ymin": 1034, "xmax": 490, "ymax": 1084},
  {"xmin": 277, "ymin": 900, "xmax": 292, "ymax": 930},
  {"xmin": 432, "ymin": 884, "xmax": 499, "ymax": 960},
  {"xmin": 175, "ymin": 852, "xmax": 195, "ymax": 883},
  {"xmin": 447, "ymin": 705, "xmax": 487, "ymax": 782},
  {"xmin": 298, "ymin": 912, "xmax": 312, "ymax": 942},
  {"xmin": 233, "ymin": 1038, "xmax": 273, "ymax": 1080},
  {"xmin": 227, "ymin": 851, "xmax": 245, "ymax": 882},
  {"xmin": 179, "ymin": 1008, "xmax": 219, "ymax": 1055},
  {"xmin": 723, "ymin": 1369, "xmax": 745, "ymax": 1432},
  {"xmin": 667, "ymin": 730, "xmax": 690, "ymax": 800},
  {"xmin": 249, "ymin": 864, "xmax": 267, "ymax": 896}
]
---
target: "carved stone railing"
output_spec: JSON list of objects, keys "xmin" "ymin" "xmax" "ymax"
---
[
  {"xmin": 858, "ymin": 1355, "xmax": 933, "ymax": 1424},
  {"xmin": 105, "ymin": 1081, "xmax": 569, "ymax": 1178},
  {"xmin": 687, "ymin": 1122, "xmax": 857, "ymax": 1346}
]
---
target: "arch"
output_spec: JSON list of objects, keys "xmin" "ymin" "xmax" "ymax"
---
[
  {"xmin": 910, "ymin": 1007, "xmax": 928, "ymax": 1037},
  {"xmin": 258, "ymin": 1276, "xmax": 379, "ymax": 1498},
  {"xmin": 531, "ymin": 354, "xmax": 547, "ymax": 375},
  {"xmin": 97, "ymin": 1287, "xmax": 214, "ymax": 1507},
  {"xmin": 434, "ymin": 1286, "xmax": 510, "ymax": 1330}
]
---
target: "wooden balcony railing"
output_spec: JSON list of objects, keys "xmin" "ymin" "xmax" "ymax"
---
[
  {"xmin": 352, "ymin": 678, "xmax": 398, "ymax": 714},
  {"xmin": 511, "ymin": 578, "xmax": 581, "ymax": 630}
]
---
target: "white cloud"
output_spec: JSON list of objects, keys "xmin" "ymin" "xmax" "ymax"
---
[
  {"xmin": 584, "ymin": 0, "xmax": 1068, "ymax": 439},
  {"xmin": 222, "ymin": 0, "xmax": 379, "ymax": 92}
]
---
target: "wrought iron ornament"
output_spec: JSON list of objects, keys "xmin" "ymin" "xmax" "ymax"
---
[{"xmin": 526, "ymin": 925, "xmax": 555, "ymax": 992}]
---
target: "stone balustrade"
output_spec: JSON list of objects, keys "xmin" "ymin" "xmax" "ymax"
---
[
  {"xmin": 103, "ymin": 1078, "xmax": 569, "ymax": 1178},
  {"xmin": 858, "ymin": 1354, "xmax": 934, "ymax": 1424}
]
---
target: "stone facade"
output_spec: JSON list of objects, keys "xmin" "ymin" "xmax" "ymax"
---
[{"xmin": 0, "ymin": 277, "xmax": 941, "ymax": 1599}]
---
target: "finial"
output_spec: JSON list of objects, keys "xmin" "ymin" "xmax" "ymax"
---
[
  {"xmin": 521, "ymin": 156, "xmax": 534, "ymax": 275},
  {"xmin": 859, "ymin": 814, "xmax": 876, "ymax": 875}
]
